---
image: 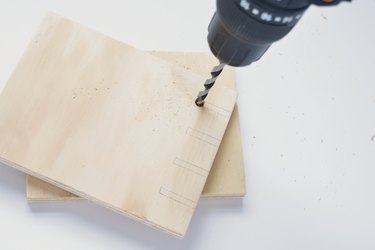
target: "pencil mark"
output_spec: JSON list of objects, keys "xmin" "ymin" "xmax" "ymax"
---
[
  {"xmin": 173, "ymin": 158, "xmax": 208, "ymax": 177},
  {"xmin": 186, "ymin": 128, "xmax": 220, "ymax": 147},
  {"xmin": 204, "ymin": 101, "xmax": 231, "ymax": 117},
  {"xmin": 159, "ymin": 187, "xmax": 196, "ymax": 209}
]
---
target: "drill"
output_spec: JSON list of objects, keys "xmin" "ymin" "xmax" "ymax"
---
[{"xmin": 195, "ymin": 0, "xmax": 350, "ymax": 107}]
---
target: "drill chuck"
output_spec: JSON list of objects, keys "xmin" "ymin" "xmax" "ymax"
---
[{"xmin": 208, "ymin": 0, "xmax": 310, "ymax": 67}]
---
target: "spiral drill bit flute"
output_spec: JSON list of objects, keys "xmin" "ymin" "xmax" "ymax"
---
[{"xmin": 195, "ymin": 63, "xmax": 225, "ymax": 107}]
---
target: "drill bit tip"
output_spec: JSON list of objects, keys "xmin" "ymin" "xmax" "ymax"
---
[{"xmin": 195, "ymin": 97, "xmax": 205, "ymax": 107}]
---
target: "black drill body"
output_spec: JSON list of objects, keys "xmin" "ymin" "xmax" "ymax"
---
[
  {"xmin": 208, "ymin": 0, "xmax": 349, "ymax": 67},
  {"xmin": 195, "ymin": 0, "xmax": 350, "ymax": 106}
]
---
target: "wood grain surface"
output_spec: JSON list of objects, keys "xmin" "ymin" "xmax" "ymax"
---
[
  {"xmin": 0, "ymin": 14, "xmax": 236, "ymax": 237},
  {"xmin": 26, "ymin": 52, "xmax": 246, "ymax": 201}
]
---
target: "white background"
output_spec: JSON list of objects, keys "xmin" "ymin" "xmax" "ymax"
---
[{"xmin": 0, "ymin": 0, "xmax": 374, "ymax": 249}]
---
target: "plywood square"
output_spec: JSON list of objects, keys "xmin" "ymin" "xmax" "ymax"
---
[
  {"xmin": 26, "ymin": 52, "xmax": 246, "ymax": 201},
  {"xmin": 0, "ymin": 14, "xmax": 236, "ymax": 237}
]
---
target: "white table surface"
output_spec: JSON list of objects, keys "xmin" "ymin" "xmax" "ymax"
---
[{"xmin": 0, "ymin": 0, "xmax": 374, "ymax": 249}]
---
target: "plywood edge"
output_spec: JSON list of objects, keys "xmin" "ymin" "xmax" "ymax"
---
[{"xmin": 26, "ymin": 175, "xmax": 82, "ymax": 202}]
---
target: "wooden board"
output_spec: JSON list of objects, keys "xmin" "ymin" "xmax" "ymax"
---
[
  {"xmin": 0, "ymin": 14, "xmax": 236, "ymax": 238},
  {"xmin": 26, "ymin": 52, "xmax": 246, "ymax": 201}
]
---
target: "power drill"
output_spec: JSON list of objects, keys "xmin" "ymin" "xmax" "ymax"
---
[{"xmin": 195, "ymin": 0, "xmax": 350, "ymax": 107}]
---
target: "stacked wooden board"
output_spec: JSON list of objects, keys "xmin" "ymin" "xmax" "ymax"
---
[
  {"xmin": 26, "ymin": 51, "xmax": 246, "ymax": 201},
  {"xmin": 0, "ymin": 14, "xmax": 245, "ymax": 238}
]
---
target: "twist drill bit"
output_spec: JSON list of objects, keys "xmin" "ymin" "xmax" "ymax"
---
[{"xmin": 195, "ymin": 62, "xmax": 226, "ymax": 107}]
